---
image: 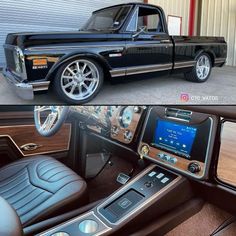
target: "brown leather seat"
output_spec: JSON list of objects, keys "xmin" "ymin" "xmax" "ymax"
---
[{"xmin": 0, "ymin": 155, "xmax": 87, "ymax": 227}]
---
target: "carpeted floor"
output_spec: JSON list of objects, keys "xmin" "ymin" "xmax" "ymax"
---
[
  {"xmin": 166, "ymin": 203, "xmax": 233, "ymax": 236},
  {"xmin": 87, "ymin": 155, "xmax": 139, "ymax": 202}
]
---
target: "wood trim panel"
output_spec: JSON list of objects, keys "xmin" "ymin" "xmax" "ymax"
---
[
  {"xmin": 217, "ymin": 122, "xmax": 236, "ymax": 186},
  {"xmin": 73, "ymin": 106, "xmax": 144, "ymax": 144},
  {"xmin": 0, "ymin": 111, "xmax": 34, "ymax": 120},
  {"xmin": 0, "ymin": 124, "xmax": 71, "ymax": 157},
  {"xmin": 110, "ymin": 106, "xmax": 144, "ymax": 144},
  {"xmin": 139, "ymin": 142, "xmax": 205, "ymax": 177}
]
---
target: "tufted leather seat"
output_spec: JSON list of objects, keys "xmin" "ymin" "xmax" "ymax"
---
[{"xmin": 0, "ymin": 155, "xmax": 87, "ymax": 227}]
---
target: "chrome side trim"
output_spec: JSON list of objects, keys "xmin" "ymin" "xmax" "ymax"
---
[
  {"xmin": 126, "ymin": 63, "xmax": 172, "ymax": 75},
  {"xmin": 174, "ymin": 61, "xmax": 196, "ymax": 69},
  {"xmin": 110, "ymin": 69, "xmax": 126, "ymax": 77},
  {"xmin": 39, "ymin": 211, "xmax": 111, "ymax": 236},
  {"xmin": 110, "ymin": 61, "xmax": 198, "ymax": 78},
  {"xmin": 97, "ymin": 164, "xmax": 182, "ymax": 226},
  {"xmin": 30, "ymin": 81, "xmax": 50, "ymax": 91},
  {"xmin": 110, "ymin": 63, "xmax": 172, "ymax": 78},
  {"xmin": 175, "ymin": 42, "xmax": 227, "ymax": 47},
  {"xmin": 126, "ymin": 43, "xmax": 173, "ymax": 48},
  {"xmin": 26, "ymin": 45, "xmax": 125, "ymax": 52},
  {"xmin": 0, "ymin": 124, "xmax": 71, "ymax": 157},
  {"xmin": 215, "ymin": 58, "xmax": 226, "ymax": 64}
]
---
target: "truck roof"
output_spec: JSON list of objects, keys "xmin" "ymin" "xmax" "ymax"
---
[{"xmin": 93, "ymin": 2, "xmax": 163, "ymax": 13}]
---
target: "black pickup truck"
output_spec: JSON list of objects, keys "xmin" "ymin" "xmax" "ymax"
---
[{"xmin": 3, "ymin": 3, "xmax": 227, "ymax": 104}]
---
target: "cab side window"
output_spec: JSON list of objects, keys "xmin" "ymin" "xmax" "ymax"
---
[{"xmin": 137, "ymin": 7, "xmax": 163, "ymax": 33}]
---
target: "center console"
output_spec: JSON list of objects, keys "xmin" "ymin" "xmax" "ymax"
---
[
  {"xmin": 38, "ymin": 165, "xmax": 189, "ymax": 236},
  {"xmin": 138, "ymin": 107, "xmax": 218, "ymax": 179}
]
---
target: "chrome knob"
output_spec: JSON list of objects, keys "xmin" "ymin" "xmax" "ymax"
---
[
  {"xmin": 141, "ymin": 145, "xmax": 149, "ymax": 155},
  {"xmin": 133, "ymin": 106, "xmax": 141, "ymax": 113},
  {"xmin": 124, "ymin": 130, "xmax": 133, "ymax": 141},
  {"xmin": 111, "ymin": 125, "xmax": 119, "ymax": 136}
]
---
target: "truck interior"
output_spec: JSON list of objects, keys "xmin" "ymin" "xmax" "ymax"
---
[{"xmin": 0, "ymin": 105, "xmax": 236, "ymax": 236}]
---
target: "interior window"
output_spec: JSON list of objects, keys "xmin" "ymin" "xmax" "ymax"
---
[
  {"xmin": 138, "ymin": 7, "xmax": 163, "ymax": 33},
  {"xmin": 83, "ymin": 6, "xmax": 130, "ymax": 31},
  {"xmin": 217, "ymin": 121, "xmax": 236, "ymax": 187}
]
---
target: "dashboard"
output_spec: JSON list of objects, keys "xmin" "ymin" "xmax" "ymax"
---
[
  {"xmin": 72, "ymin": 106, "xmax": 218, "ymax": 180},
  {"xmin": 138, "ymin": 107, "xmax": 218, "ymax": 179},
  {"xmin": 72, "ymin": 106, "xmax": 146, "ymax": 144}
]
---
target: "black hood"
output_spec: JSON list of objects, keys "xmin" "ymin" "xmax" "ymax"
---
[{"xmin": 5, "ymin": 30, "xmax": 114, "ymax": 48}]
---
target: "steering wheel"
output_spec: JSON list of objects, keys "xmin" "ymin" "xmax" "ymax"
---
[{"xmin": 34, "ymin": 106, "xmax": 69, "ymax": 137}]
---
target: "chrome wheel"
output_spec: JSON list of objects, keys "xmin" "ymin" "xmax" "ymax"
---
[
  {"xmin": 61, "ymin": 59, "xmax": 99, "ymax": 101},
  {"xmin": 196, "ymin": 55, "xmax": 211, "ymax": 80}
]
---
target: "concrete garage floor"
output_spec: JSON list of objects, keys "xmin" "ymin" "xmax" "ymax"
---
[{"xmin": 0, "ymin": 66, "xmax": 235, "ymax": 105}]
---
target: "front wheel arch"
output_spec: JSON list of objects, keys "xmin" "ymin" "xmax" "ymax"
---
[
  {"xmin": 53, "ymin": 57, "xmax": 104, "ymax": 104},
  {"xmin": 185, "ymin": 52, "xmax": 213, "ymax": 83},
  {"xmin": 194, "ymin": 49, "xmax": 215, "ymax": 67},
  {"xmin": 47, "ymin": 53, "xmax": 111, "ymax": 86}
]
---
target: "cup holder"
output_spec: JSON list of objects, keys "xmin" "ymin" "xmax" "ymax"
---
[{"xmin": 78, "ymin": 219, "xmax": 99, "ymax": 234}]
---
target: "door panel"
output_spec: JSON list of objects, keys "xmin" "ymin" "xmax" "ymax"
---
[
  {"xmin": 125, "ymin": 34, "xmax": 173, "ymax": 67},
  {"xmin": 0, "ymin": 109, "xmax": 72, "ymax": 166},
  {"xmin": 0, "ymin": 124, "xmax": 71, "ymax": 157}
]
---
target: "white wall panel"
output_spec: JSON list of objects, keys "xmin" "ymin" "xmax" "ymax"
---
[
  {"xmin": 0, "ymin": 0, "xmax": 142, "ymax": 67},
  {"xmin": 148, "ymin": 0, "xmax": 190, "ymax": 35},
  {"xmin": 201, "ymin": 0, "xmax": 236, "ymax": 66}
]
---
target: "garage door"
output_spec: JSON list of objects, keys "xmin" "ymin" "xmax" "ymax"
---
[{"xmin": 0, "ymin": 0, "xmax": 142, "ymax": 67}]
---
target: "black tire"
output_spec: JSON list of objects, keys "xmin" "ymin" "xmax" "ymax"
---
[
  {"xmin": 54, "ymin": 58, "xmax": 104, "ymax": 104},
  {"xmin": 184, "ymin": 53, "xmax": 212, "ymax": 83}
]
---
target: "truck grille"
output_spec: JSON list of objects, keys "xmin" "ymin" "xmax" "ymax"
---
[
  {"xmin": 4, "ymin": 47, "xmax": 16, "ymax": 72},
  {"xmin": 4, "ymin": 45, "xmax": 27, "ymax": 80}
]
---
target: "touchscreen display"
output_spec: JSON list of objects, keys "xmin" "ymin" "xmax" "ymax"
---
[{"xmin": 153, "ymin": 120, "xmax": 197, "ymax": 158}]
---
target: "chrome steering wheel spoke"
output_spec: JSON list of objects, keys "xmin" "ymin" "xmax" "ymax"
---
[{"xmin": 34, "ymin": 106, "xmax": 69, "ymax": 137}]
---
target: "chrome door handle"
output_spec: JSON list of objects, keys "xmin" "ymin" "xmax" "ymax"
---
[
  {"xmin": 160, "ymin": 39, "xmax": 171, "ymax": 43},
  {"xmin": 20, "ymin": 143, "xmax": 42, "ymax": 151}
]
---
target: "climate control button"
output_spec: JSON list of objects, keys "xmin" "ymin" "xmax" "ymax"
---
[{"xmin": 158, "ymin": 153, "xmax": 177, "ymax": 164}]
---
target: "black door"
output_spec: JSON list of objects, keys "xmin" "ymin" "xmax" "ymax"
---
[{"xmin": 123, "ymin": 5, "xmax": 173, "ymax": 75}]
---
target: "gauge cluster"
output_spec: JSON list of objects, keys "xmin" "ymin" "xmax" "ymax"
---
[{"xmin": 73, "ymin": 106, "xmax": 145, "ymax": 144}]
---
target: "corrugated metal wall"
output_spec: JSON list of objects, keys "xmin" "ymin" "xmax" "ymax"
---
[
  {"xmin": 148, "ymin": 0, "xmax": 190, "ymax": 35},
  {"xmin": 0, "ymin": 0, "xmax": 142, "ymax": 67},
  {"xmin": 200, "ymin": 0, "xmax": 236, "ymax": 66}
]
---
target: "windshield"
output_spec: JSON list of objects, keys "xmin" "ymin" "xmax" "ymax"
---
[{"xmin": 82, "ymin": 6, "xmax": 131, "ymax": 31}]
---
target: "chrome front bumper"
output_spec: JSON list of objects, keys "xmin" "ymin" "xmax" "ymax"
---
[{"xmin": 2, "ymin": 68, "xmax": 50, "ymax": 100}]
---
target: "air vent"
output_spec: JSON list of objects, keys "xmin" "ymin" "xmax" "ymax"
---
[{"xmin": 165, "ymin": 108, "xmax": 192, "ymax": 122}]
